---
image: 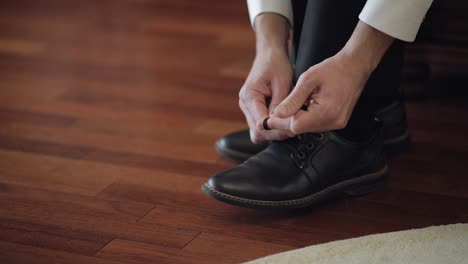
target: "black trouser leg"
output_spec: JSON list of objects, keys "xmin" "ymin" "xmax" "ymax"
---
[{"xmin": 291, "ymin": 0, "xmax": 405, "ymax": 141}]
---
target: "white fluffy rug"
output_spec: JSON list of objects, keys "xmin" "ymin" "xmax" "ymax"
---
[{"xmin": 246, "ymin": 224, "xmax": 468, "ymax": 264}]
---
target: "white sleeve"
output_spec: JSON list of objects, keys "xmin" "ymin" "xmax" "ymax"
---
[
  {"xmin": 246, "ymin": 0, "xmax": 293, "ymax": 28},
  {"xmin": 359, "ymin": 0, "xmax": 433, "ymax": 42}
]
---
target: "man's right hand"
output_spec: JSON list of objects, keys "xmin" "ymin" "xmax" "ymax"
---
[{"xmin": 238, "ymin": 13, "xmax": 295, "ymax": 143}]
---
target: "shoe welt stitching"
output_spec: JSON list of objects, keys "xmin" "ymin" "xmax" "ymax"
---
[{"xmin": 204, "ymin": 165, "xmax": 388, "ymax": 207}]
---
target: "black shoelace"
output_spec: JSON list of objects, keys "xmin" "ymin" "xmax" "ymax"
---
[{"xmin": 281, "ymin": 133, "xmax": 324, "ymax": 168}]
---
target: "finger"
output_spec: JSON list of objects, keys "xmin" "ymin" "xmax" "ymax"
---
[
  {"xmin": 254, "ymin": 117, "xmax": 296, "ymax": 141},
  {"xmin": 263, "ymin": 129, "xmax": 295, "ymax": 141},
  {"xmin": 273, "ymin": 75, "xmax": 319, "ymax": 118},
  {"xmin": 243, "ymin": 102, "xmax": 290, "ymax": 143},
  {"xmin": 244, "ymin": 91, "xmax": 295, "ymax": 142},
  {"xmin": 252, "ymin": 117, "xmax": 294, "ymax": 140},
  {"xmin": 245, "ymin": 91, "xmax": 269, "ymax": 124},
  {"xmin": 268, "ymin": 78, "xmax": 291, "ymax": 114},
  {"xmin": 289, "ymin": 103, "xmax": 330, "ymax": 134},
  {"xmin": 260, "ymin": 116, "xmax": 292, "ymax": 131},
  {"xmin": 240, "ymin": 99, "xmax": 263, "ymax": 143}
]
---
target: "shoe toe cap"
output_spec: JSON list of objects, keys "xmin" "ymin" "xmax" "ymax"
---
[{"xmin": 206, "ymin": 168, "xmax": 246, "ymax": 195}]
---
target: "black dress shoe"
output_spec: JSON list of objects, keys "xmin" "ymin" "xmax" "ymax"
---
[
  {"xmin": 203, "ymin": 122, "xmax": 388, "ymax": 209},
  {"xmin": 215, "ymin": 101, "xmax": 410, "ymax": 162}
]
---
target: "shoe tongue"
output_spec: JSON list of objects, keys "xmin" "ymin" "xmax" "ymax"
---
[{"xmin": 278, "ymin": 135, "xmax": 309, "ymax": 153}]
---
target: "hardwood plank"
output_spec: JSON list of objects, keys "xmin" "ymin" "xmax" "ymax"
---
[
  {"xmin": 96, "ymin": 233, "xmax": 294, "ymax": 264},
  {"xmin": 85, "ymin": 148, "xmax": 225, "ymax": 177},
  {"xmin": 0, "ymin": 98, "xmax": 212, "ymax": 135},
  {"xmin": 0, "ymin": 135, "xmax": 92, "ymax": 159},
  {"xmin": 0, "ymin": 123, "xmax": 220, "ymax": 163},
  {"xmin": 95, "ymin": 239, "xmax": 199, "ymax": 264},
  {"xmin": 0, "ymin": 220, "xmax": 110, "ymax": 255},
  {"xmin": 0, "ymin": 183, "xmax": 198, "ymax": 248},
  {"xmin": 0, "ymin": 149, "xmax": 64, "ymax": 180},
  {"xmin": 0, "ymin": 108, "xmax": 77, "ymax": 126},
  {"xmin": 182, "ymin": 232, "xmax": 294, "ymax": 263},
  {"xmin": 45, "ymin": 158, "xmax": 206, "ymax": 196},
  {"xmin": 0, "ymin": 240, "xmax": 124, "ymax": 264},
  {"xmin": 358, "ymin": 187, "xmax": 468, "ymax": 217},
  {"xmin": 0, "ymin": 183, "xmax": 153, "ymax": 222},
  {"xmin": 139, "ymin": 206, "xmax": 351, "ymax": 247},
  {"xmin": 0, "ymin": 38, "xmax": 46, "ymax": 55},
  {"xmin": 0, "ymin": 98, "xmax": 244, "ymax": 153},
  {"xmin": 102, "ymin": 178, "xmax": 468, "ymax": 243},
  {"xmin": 0, "ymin": 150, "xmax": 113, "ymax": 196},
  {"xmin": 99, "ymin": 181, "xmax": 372, "ymax": 245},
  {"xmin": 388, "ymin": 157, "xmax": 468, "ymax": 198},
  {"xmin": 0, "ymin": 135, "xmax": 226, "ymax": 177}
]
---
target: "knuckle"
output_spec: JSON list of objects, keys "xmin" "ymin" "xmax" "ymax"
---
[
  {"xmin": 251, "ymin": 135, "xmax": 261, "ymax": 144},
  {"xmin": 239, "ymin": 85, "xmax": 252, "ymax": 100},
  {"xmin": 288, "ymin": 96, "xmax": 299, "ymax": 106},
  {"xmin": 308, "ymin": 66, "xmax": 320, "ymax": 74},
  {"xmin": 334, "ymin": 116, "xmax": 348, "ymax": 129},
  {"xmin": 238, "ymin": 89, "xmax": 246, "ymax": 100},
  {"xmin": 290, "ymin": 122, "xmax": 303, "ymax": 135},
  {"xmin": 238, "ymin": 98, "xmax": 244, "ymax": 107},
  {"xmin": 250, "ymin": 129, "xmax": 262, "ymax": 144},
  {"xmin": 296, "ymin": 74, "xmax": 307, "ymax": 85},
  {"xmin": 238, "ymin": 99, "xmax": 246, "ymax": 112},
  {"xmin": 240, "ymin": 90, "xmax": 254, "ymax": 102}
]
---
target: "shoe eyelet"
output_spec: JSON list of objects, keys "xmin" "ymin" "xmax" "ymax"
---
[
  {"xmin": 306, "ymin": 143, "xmax": 314, "ymax": 150},
  {"xmin": 291, "ymin": 153, "xmax": 305, "ymax": 168},
  {"xmin": 297, "ymin": 151, "xmax": 305, "ymax": 159},
  {"xmin": 317, "ymin": 133, "xmax": 324, "ymax": 140}
]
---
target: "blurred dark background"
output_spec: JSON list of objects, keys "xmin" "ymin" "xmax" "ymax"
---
[{"xmin": 403, "ymin": 0, "xmax": 468, "ymax": 100}]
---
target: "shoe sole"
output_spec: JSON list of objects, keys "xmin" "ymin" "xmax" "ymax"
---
[
  {"xmin": 201, "ymin": 165, "xmax": 388, "ymax": 209},
  {"xmin": 383, "ymin": 129, "xmax": 411, "ymax": 157},
  {"xmin": 215, "ymin": 130, "xmax": 410, "ymax": 162}
]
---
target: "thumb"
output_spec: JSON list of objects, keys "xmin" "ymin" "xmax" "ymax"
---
[{"xmin": 273, "ymin": 77, "xmax": 317, "ymax": 118}]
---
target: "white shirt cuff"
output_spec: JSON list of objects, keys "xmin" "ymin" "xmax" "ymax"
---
[
  {"xmin": 246, "ymin": 0, "xmax": 293, "ymax": 29},
  {"xmin": 359, "ymin": 0, "xmax": 433, "ymax": 42}
]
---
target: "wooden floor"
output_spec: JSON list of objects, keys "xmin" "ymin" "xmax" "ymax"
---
[{"xmin": 1, "ymin": 1, "xmax": 467, "ymax": 263}]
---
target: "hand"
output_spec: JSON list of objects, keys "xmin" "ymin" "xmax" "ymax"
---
[
  {"xmin": 239, "ymin": 49, "xmax": 294, "ymax": 143},
  {"xmin": 265, "ymin": 52, "xmax": 371, "ymax": 134},
  {"xmin": 265, "ymin": 21, "xmax": 395, "ymax": 134},
  {"xmin": 238, "ymin": 13, "xmax": 295, "ymax": 143}
]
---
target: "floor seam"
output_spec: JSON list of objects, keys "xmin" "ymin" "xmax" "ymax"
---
[{"xmin": 181, "ymin": 232, "xmax": 202, "ymax": 250}]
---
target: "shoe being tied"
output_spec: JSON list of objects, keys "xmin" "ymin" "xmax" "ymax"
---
[
  {"xmin": 215, "ymin": 101, "xmax": 409, "ymax": 162},
  {"xmin": 203, "ymin": 121, "xmax": 388, "ymax": 209}
]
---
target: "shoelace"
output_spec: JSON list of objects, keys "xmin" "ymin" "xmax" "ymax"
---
[{"xmin": 281, "ymin": 133, "xmax": 324, "ymax": 168}]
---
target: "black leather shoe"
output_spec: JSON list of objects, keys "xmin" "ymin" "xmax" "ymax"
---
[
  {"xmin": 203, "ymin": 121, "xmax": 388, "ymax": 209},
  {"xmin": 215, "ymin": 101, "xmax": 410, "ymax": 162}
]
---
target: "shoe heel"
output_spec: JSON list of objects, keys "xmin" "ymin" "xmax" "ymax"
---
[
  {"xmin": 384, "ymin": 134, "xmax": 411, "ymax": 157},
  {"xmin": 343, "ymin": 176, "xmax": 388, "ymax": 197}
]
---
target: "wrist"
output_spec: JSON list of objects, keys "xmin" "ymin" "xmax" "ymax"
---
[
  {"xmin": 340, "ymin": 21, "xmax": 395, "ymax": 74},
  {"xmin": 337, "ymin": 46, "xmax": 374, "ymax": 78},
  {"xmin": 254, "ymin": 13, "xmax": 289, "ymax": 55},
  {"xmin": 333, "ymin": 49, "xmax": 373, "ymax": 94},
  {"xmin": 256, "ymin": 45, "xmax": 289, "ymax": 59}
]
